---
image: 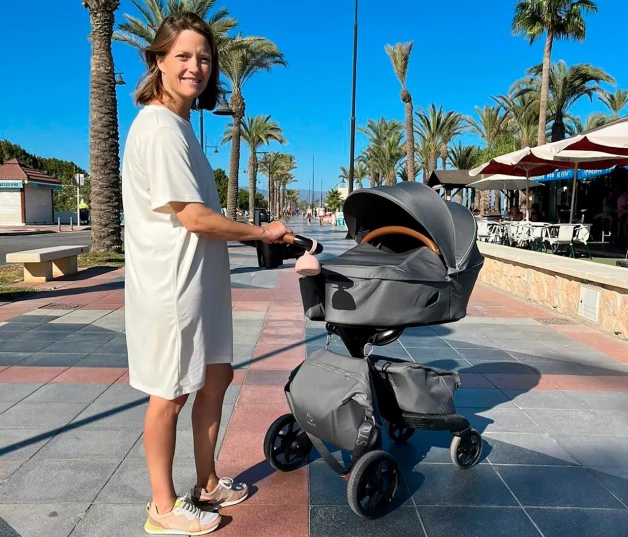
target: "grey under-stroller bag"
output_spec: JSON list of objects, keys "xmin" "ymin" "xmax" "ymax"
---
[{"xmin": 285, "ymin": 348, "xmax": 378, "ymax": 453}]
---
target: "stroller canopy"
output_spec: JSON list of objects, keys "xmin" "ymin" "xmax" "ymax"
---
[{"xmin": 343, "ymin": 182, "xmax": 477, "ymax": 273}]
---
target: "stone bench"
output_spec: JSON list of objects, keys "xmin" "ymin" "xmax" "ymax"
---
[{"xmin": 6, "ymin": 245, "xmax": 90, "ymax": 283}]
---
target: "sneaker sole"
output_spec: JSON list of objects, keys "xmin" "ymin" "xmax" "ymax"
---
[{"xmin": 144, "ymin": 521, "xmax": 220, "ymax": 535}]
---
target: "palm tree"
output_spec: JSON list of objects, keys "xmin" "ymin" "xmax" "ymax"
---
[
  {"xmin": 114, "ymin": 0, "xmax": 238, "ymax": 54},
  {"xmin": 84, "ymin": 0, "xmax": 123, "ymax": 253},
  {"xmin": 466, "ymin": 105, "xmax": 511, "ymax": 150},
  {"xmin": 512, "ymin": 0, "xmax": 598, "ymax": 146},
  {"xmin": 494, "ymin": 91, "xmax": 539, "ymax": 148},
  {"xmin": 325, "ymin": 189, "xmax": 343, "ymax": 212},
  {"xmin": 439, "ymin": 112, "xmax": 465, "ymax": 170},
  {"xmin": 222, "ymin": 114, "xmax": 285, "ymax": 222},
  {"xmin": 601, "ymin": 89, "xmax": 628, "ymax": 118},
  {"xmin": 449, "ymin": 142, "xmax": 480, "ymax": 170},
  {"xmin": 566, "ymin": 111, "xmax": 611, "ymax": 135},
  {"xmin": 354, "ymin": 162, "xmax": 368, "ymax": 188},
  {"xmin": 259, "ymin": 151, "xmax": 283, "ymax": 216},
  {"xmin": 518, "ymin": 61, "xmax": 614, "ymax": 140},
  {"xmin": 221, "ymin": 37, "xmax": 287, "ymax": 219},
  {"xmin": 385, "ymin": 42, "xmax": 415, "ymax": 181},
  {"xmin": 358, "ymin": 118, "xmax": 404, "ymax": 186}
]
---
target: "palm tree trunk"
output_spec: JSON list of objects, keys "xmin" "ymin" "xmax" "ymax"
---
[
  {"xmin": 405, "ymin": 99, "xmax": 415, "ymax": 181},
  {"xmin": 551, "ymin": 113, "xmax": 566, "ymax": 142},
  {"xmin": 537, "ymin": 31, "xmax": 554, "ymax": 146},
  {"xmin": 227, "ymin": 92, "xmax": 245, "ymax": 220},
  {"xmin": 87, "ymin": 1, "xmax": 122, "ymax": 253},
  {"xmin": 248, "ymin": 153, "xmax": 257, "ymax": 223}
]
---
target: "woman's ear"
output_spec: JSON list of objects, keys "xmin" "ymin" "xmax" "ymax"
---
[{"xmin": 156, "ymin": 56, "xmax": 165, "ymax": 73}]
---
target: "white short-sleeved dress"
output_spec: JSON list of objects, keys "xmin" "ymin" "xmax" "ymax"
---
[{"xmin": 121, "ymin": 105, "xmax": 232, "ymax": 400}]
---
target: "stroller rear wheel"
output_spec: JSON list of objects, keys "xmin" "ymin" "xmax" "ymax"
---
[
  {"xmin": 386, "ymin": 421, "xmax": 414, "ymax": 444},
  {"xmin": 264, "ymin": 414, "xmax": 312, "ymax": 472},
  {"xmin": 450, "ymin": 429, "xmax": 483, "ymax": 468},
  {"xmin": 347, "ymin": 450, "xmax": 400, "ymax": 519}
]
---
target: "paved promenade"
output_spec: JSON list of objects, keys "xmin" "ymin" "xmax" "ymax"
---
[{"xmin": 0, "ymin": 219, "xmax": 627, "ymax": 536}]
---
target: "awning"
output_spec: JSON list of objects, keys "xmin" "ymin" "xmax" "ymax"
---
[
  {"xmin": 27, "ymin": 181, "xmax": 63, "ymax": 191},
  {"xmin": 533, "ymin": 166, "xmax": 618, "ymax": 182}
]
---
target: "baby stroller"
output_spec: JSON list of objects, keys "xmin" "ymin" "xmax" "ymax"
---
[{"xmin": 263, "ymin": 182, "xmax": 485, "ymax": 519}]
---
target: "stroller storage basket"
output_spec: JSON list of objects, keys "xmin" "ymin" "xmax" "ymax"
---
[{"xmin": 372, "ymin": 356, "xmax": 460, "ymax": 416}]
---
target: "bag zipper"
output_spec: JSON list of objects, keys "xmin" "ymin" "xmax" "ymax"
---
[{"xmin": 307, "ymin": 360, "xmax": 373, "ymax": 397}]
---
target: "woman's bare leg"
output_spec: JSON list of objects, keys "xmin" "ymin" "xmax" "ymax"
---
[
  {"xmin": 192, "ymin": 364, "xmax": 234, "ymax": 490},
  {"xmin": 143, "ymin": 393, "xmax": 189, "ymax": 513}
]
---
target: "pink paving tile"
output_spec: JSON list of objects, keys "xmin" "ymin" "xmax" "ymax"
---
[
  {"xmin": 267, "ymin": 303, "xmax": 303, "ymax": 312},
  {"xmin": 264, "ymin": 310, "xmax": 304, "ymax": 321},
  {"xmin": 250, "ymin": 344, "xmax": 306, "ymax": 370},
  {"xmin": 49, "ymin": 367, "xmax": 127, "ymax": 384},
  {"xmin": 216, "ymin": 461, "xmax": 308, "ymax": 506},
  {"xmin": 0, "ymin": 366, "xmax": 9, "ymax": 373},
  {"xmin": 80, "ymin": 304, "xmax": 119, "ymax": 311},
  {"xmin": 600, "ymin": 376, "xmax": 628, "ymax": 392},
  {"xmin": 231, "ymin": 369, "xmax": 246, "ymax": 386},
  {"xmin": 231, "ymin": 289, "xmax": 244, "ymax": 301},
  {"xmin": 226, "ymin": 403, "xmax": 291, "ymax": 433},
  {"xmin": 483, "ymin": 374, "xmax": 557, "ymax": 391},
  {"xmin": 114, "ymin": 370, "xmax": 130, "ymax": 385},
  {"xmin": 553, "ymin": 326, "xmax": 628, "ymax": 363},
  {"xmin": 238, "ymin": 289, "xmax": 274, "ymax": 302},
  {"xmin": 262, "ymin": 320, "xmax": 305, "ymax": 330},
  {"xmin": 217, "ymin": 505, "xmax": 308, "ymax": 537},
  {"xmin": 0, "ymin": 366, "xmax": 67, "ymax": 383},
  {"xmin": 219, "ymin": 429, "xmax": 272, "ymax": 463},
  {"xmin": 543, "ymin": 374, "xmax": 615, "ymax": 391},
  {"xmin": 237, "ymin": 385, "xmax": 287, "ymax": 405},
  {"xmin": 232, "ymin": 302, "xmax": 269, "ymax": 312}
]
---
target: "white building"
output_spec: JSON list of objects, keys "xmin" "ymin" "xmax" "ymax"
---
[{"xmin": 0, "ymin": 159, "xmax": 62, "ymax": 225}]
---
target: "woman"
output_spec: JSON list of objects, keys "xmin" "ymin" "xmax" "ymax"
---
[{"xmin": 122, "ymin": 12, "xmax": 290, "ymax": 535}]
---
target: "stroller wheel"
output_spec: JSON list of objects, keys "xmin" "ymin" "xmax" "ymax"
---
[
  {"xmin": 386, "ymin": 421, "xmax": 415, "ymax": 444},
  {"xmin": 450, "ymin": 429, "xmax": 483, "ymax": 469},
  {"xmin": 347, "ymin": 450, "xmax": 400, "ymax": 519},
  {"xmin": 263, "ymin": 414, "xmax": 312, "ymax": 472}
]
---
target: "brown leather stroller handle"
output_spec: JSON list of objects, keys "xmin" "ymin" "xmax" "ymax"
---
[
  {"xmin": 283, "ymin": 233, "xmax": 324, "ymax": 254},
  {"xmin": 361, "ymin": 226, "xmax": 441, "ymax": 255}
]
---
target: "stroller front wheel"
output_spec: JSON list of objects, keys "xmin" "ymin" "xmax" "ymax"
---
[
  {"xmin": 450, "ymin": 429, "xmax": 483, "ymax": 469},
  {"xmin": 386, "ymin": 421, "xmax": 415, "ymax": 444},
  {"xmin": 264, "ymin": 414, "xmax": 312, "ymax": 472},
  {"xmin": 347, "ymin": 450, "xmax": 400, "ymax": 519}
]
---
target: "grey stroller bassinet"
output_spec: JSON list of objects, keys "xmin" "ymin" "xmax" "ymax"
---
[{"xmin": 299, "ymin": 182, "xmax": 484, "ymax": 328}]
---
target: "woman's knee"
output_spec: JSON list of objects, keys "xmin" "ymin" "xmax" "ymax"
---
[
  {"xmin": 197, "ymin": 364, "xmax": 233, "ymax": 399},
  {"xmin": 148, "ymin": 393, "xmax": 189, "ymax": 417}
]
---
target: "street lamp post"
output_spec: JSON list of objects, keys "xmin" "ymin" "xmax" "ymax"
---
[
  {"xmin": 200, "ymin": 84, "xmax": 234, "ymax": 154},
  {"xmin": 347, "ymin": 0, "xmax": 359, "ymax": 195}
]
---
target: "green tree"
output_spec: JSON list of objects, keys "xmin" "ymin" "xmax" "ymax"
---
[
  {"xmin": 512, "ymin": 0, "xmax": 598, "ymax": 145},
  {"xmin": 213, "ymin": 168, "xmax": 228, "ymax": 208},
  {"xmin": 600, "ymin": 89, "xmax": 628, "ymax": 119},
  {"xmin": 222, "ymin": 114, "xmax": 285, "ymax": 222},
  {"xmin": 221, "ymin": 36, "xmax": 287, "ymax": 220},
  {"xmin": 385, "ymin": 41, "xmax": 415, "ymax": 181},
  {"xmin": 325, "ymin": 189, "xmax": 343, "ymax": 212},
  {"xmin": 84, "ymin": 0, "xmax": 123, "ymax": 252}
]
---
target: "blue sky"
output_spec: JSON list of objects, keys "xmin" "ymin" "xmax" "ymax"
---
[{"xmin": 1, "ymin": 0, "xmax": 627, "ymax": 194}]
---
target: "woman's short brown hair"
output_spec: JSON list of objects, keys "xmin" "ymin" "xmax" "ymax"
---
[{"xmin": 135, "ymin": 12, "xmax": 220, "ymax": 111}]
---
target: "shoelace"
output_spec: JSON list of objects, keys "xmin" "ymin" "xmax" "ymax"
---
[
  {"xmin": 218, "ymin": 477, "xmax": 234, "ymax": 490},
  {"xmin": 177, "ymin": 494, "xmax": 203, "ymax": 519}
]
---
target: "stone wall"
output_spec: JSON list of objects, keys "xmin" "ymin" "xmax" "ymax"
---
[{"xmin": 478, "ymin": 249, "xmax": 628, "ymax": 341}]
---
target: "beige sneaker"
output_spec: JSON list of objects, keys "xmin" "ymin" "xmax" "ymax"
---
[
  {"xmin": 145, "ymin": 494, "xmax": 221, "ymax": 535},
  {"xmin": 192, "ymin": 477, "xmax": 249, "ymax": 509}
]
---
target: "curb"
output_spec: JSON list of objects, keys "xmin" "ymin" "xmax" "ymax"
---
[{"xmin": 0, "ymin": 230, "xmax": 56, "ymax": 237}]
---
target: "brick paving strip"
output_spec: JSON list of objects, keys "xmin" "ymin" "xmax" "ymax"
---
[{"xmin": 0, "ymin": 220, "xmax": 627, "ymax": 536}]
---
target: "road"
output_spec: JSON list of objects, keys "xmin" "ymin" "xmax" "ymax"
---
[{"xmin": 0, "ymin": 231, "xmax": 92, "ymax": 266}]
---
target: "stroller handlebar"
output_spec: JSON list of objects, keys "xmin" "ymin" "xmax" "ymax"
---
[{"xmin": 283, "ymin": 233, "xmax": 324, "ymax": 254}]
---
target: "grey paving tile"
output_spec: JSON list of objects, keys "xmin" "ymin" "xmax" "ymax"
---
[
  {"xmin": 10, "ymin": 331, "xmax": 68, "ymax": 342},
  {"xmin": 0, "ymin": 402, "xmax": 14, "ymax": 414},
  {"xmin": 457, "ymin": 349, "xmax": 516, "ymax": 362},
  {"xmin": 586, "ymin": 467, "xmax": 628, "ymax": 505},
  {"xmin": 75, "ymin": 353, "xmax": 128, "ymax": 368},
  {"xmin": 466, "ymin": 360, "xmax": 536, "ymax": 375},
  {"xmin": 0, "ymin": 428, "xmax": 56, "ymax": 459},
  {"xmin": 584, "ymin": 361, "xmax": 628, "ymax": 375},
  {"xmin": 35, "ymin": 428, "xmax": 141, "ymax": 460},
  {"xmin": 517, "ymin": 359, "xmax": 595, "ymax": 375},
  {"xmin": 504, "ymin": 390, "xmax": 588, "ymax": 410},
  {"xmin": 95, "ymin": 459, "xmax": 196, "ymax": 503},
  {"xmin": 310, "ymin": 506, "xmax": 420, "ymax": 537},
  {"xmin": 0, "ymin": 323, "xmax": 37, "ymax": 334},
  {"xmin": 408, "ymin": 463, "xmax": 517, "ymax": 506},
  {"xmin": 58, "ymin": 332, "xmax": 117, "ymax": 344},
  {"xmin": 419, "ymin": 506, "xmax": 541, "ymax": 537},
  {"xmin": 0, "ymin": 383, "xmax": 43, "ymax": 402},
  {"xmin": 405, "ymin": 348, "xmax": 464, "ymax": 362},
  {"xmin": 30, "ymin": 323, "xmax": 88, "ymax": 333},
  {"xmin": 69, "ymin": 402, "xmax": 148, "ymax": 429},
  {"xmin": 23, "ymin": 383, "xmax": 110, "ymax": 404},
  {"xmin": 455, "ymin": 389, "xmax": 512, "ymax": 409},
  {"xmin": 69, "ymin": 503, "xmax": 148, "ymax": 537},
  {"xmin": 567, "ymin": 391, "xmax": 628, "ymax": 411},
  {"xmin": 484, "ymin": 433, "xmax": 578, "ymax": 465},
  {"xmin": 0, "ymin": 459, "xmax": 119, "ymax": 502},
  {"xmin": 0, "ymin": 402, "xmax": 87, "ymax": 429},
  {"xmin": 523, "ymin": 409, "xmax": 625, "ymax": 436},
  {"xmin": 0, "ymin": 340, "xmax": 56, "ymax": 353},
  {"xmin": 496, "ymin": 465, "xmax": 624, "ymax": 508},
  {"xmin": 596, "ymin": 410, "xmax": 628, "ymax": 433},
  {"xmin": 0, "ymin": 352, "xmax": 31, "ymax": 366},
  {"xmin": 555, "ymin": 436, "xmax": 628, "ymax": 467},
  {"xmin": 17, "ymin": 352, "xmax": 88, "ymax": 367},
  {"xmin": 0, "ymin": 459, "xmax": 25, "ymax": 483},
  {"xmin": 92, "ymin": 385, "xmax": 148, "ymax": 405},
  {"xmin": 95, "ymin": 337, "xmax": 128, "ymax": 354},
  {"xmin": 0, "ymin": 503, "xmax": 91, "ymax": 537},
  {"xmin": 527, "ymin": 507, "xmax": 628, "ymax": 537},
  {"xmin": 467, "ymin": 408, "xmax": 544, "ymax": 434},
  {"xmin": 399, "ymin": 335, "xmax": 450, "ymax": 348},
  {"xmin": 6, "ymin": 315, "xmax": 56, "ymax": 324},
  {"xmin": 409, "ymin": 358, "xmax": 475, "ymax": 372},
  {"xmin": 442, "ymin": 337, "xmax": 496, "ymax": 350},
  {"xmin": 224, "ymin": 384, "xmax": 240, "ymax": 405}
]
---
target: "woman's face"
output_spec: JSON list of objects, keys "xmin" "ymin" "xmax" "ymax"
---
[{"xmin": 157, "ymin": 29, "xmax": 212, "ymax": 107}]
